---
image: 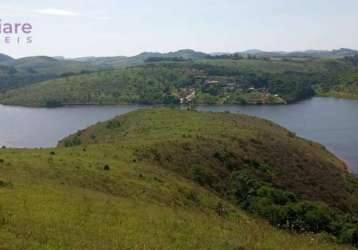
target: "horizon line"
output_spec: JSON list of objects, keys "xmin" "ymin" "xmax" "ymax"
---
[{"xmin": 1, "ymin": 47, "xmax": 357, "ymax": 59}]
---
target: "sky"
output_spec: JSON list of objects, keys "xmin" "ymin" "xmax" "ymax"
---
[{"xmin": 0, "ymin": 0, "xmax": 357, "ymax": 58}]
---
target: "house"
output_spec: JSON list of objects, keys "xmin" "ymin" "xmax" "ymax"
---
[
  {"xmin": 204, "ymin": 80, "xmax": 219, "ymax": 86},
  {"xmin": 180, "ymin": 88, "xmax": 196, "ymax": 104}
]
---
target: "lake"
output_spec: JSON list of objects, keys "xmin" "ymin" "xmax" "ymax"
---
[{"xmin": 0, "ymin": 97, "xmax": 357, "ymax": 173}]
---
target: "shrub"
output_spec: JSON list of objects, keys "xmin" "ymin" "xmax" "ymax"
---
[
  {"xmin": 338, "ymin": 224, "xmax": 358, "ymax": 246},
  {"xmin": 64, "ymin": 136, "xmax": 82, "ymax": 147},
  {"xmin": 231, "ymin": 171, "xmax": 260, "ymax": 203},
  {"xmin": 231, "ymin": 171, "xmax": 337, "ymax": 235},
  {"xmin": 192, "ymin": 165, "xmax": 211, "ymax": 186},
  {"xmin": 186, "ymin": 191, "xmax": 200, "ymax": 204},
  {"xmin": 256, "ymin": 186, "xmax": 297, "ymax": 205},
  {"xmin": 106, "ymin": 120, "xmax": 121, "ymax": 129},
  {"xmin": 45, "ymin": 100, "xmax": 63, "ymax": 108}
]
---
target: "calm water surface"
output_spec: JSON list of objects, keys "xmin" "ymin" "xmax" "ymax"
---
[
  {"xmin": 0, "ymin": 105, "xmax": 143, "ymax": 148},
  {"xmin": 0, "ymin": 97, "xmax": 357, "ymax": 172}
]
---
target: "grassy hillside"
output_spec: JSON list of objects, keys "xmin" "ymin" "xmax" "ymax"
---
[
  {"xmin": 60, "ymin": 108, "xmax": 358, "ymax": 246},
  {"xmin": 0, "ymin": 56, "xmax": 101, "ymax": 91},
  {"xmin": 0, "ymin": 108, "xmax": 355, "ymax": 249},
  {"xmin": 2, "ymin": 57, "xmax": 354, "ymax": 107},
  {"xmin": 59, "ymin": 109, "xmax": 356, "ymax": 212},
  {"xmin": 0, "ymin": 53, "xmax": 15, "ymax": 64}
]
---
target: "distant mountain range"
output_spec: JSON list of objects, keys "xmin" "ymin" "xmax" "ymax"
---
[
  {"xmin": 239, "ymin": 48, "xmax": 358, "ymax": 59},
  {"xmin": 1, "ymin": 48, "xmax": 357, "ymax": 69},
  {"xmin": 72, "ymin": 49, "xmax": 208, "ymax": 68},
  {"xmin": 0, "ymin": 48, "xmax": 356, "ymax": 92}
]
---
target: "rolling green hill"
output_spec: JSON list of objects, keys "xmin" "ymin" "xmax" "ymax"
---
[
  {"xmin": 0, "ymin": 53, "xmax": 15, "ymax": 64},
  {"xmin": 0, "ymin": 55, "xmax": 101, "ymax": 91},
  {"xmin": 0, "ymin": 58, "xmax": 344, "ymax": 107},
  {"xmin": 1, "ymin": 55, "xmax": 358, "ymax": 107},
  {"xmin": 59, "ymin": 109, "xmax": 358, "ymax": 247},
  {"xmin": 0, "ymin": 108, "xmax": 356, "ymax": 249}
]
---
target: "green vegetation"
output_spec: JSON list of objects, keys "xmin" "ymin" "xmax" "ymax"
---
[
  {"xmin": 318, "ymin": 69, "xmax": 358, "ymax": 99},
  {"xmin": 73, "ymin": 49, "xmax": 209, "ymax": 68},
  {"xmin": 0, "ymin": 57, "xmax": 349, "ymax": 106},
  {"xmin": 0, "ymin": 56, "xmax": 100, "ymax": 91},
  {"xmin": 60, "ymin": 108, "xmax": 358, "ymax": 247},
  {"xmin": 1, "ymin": 53, "xmax": 358, "ymax": 106},
  {"xmin": 0, "ymin": 108, "xmax": 356, "ymax": 249}
]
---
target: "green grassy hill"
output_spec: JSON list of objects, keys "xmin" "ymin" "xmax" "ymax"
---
[
  {"xmin": 0, "ymin": 55, "xmax": 101, "ymax": 91},
  {"xmin": 59, "ymin": 109, "xmax": 357, "ymax": 213},
  {"xmin": 0, "ymin": 108, "xmax": 356, "ymax": 249},
  {"xmin": 60, "ymin": 108, "xmax": 358, "ymax": 246}
]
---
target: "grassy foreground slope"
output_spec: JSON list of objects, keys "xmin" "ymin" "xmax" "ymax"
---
[
  {"xmin": 0, "ymin": 109, "xmax": 354, "ymax": 249},
  {"xmin": 60, "ymin": 109, "xmax": 358, "ymax": 245}
]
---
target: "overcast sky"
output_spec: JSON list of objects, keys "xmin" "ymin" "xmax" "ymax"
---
[{"xmin": 1, "ymin": 0, "xmax": 357, "ymax": 58}]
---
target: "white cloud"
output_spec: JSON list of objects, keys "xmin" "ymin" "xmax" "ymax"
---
[
  {"xmin": 94, "ymin": 16, "xmax": 112, "ymax": 21},
  {"xmin": 0, "ymin": 6, "xmax": 112, "ymax": 21},
  {"xmin": 35, "ymin": 8, "xmax": 79, "ymax": 17}
]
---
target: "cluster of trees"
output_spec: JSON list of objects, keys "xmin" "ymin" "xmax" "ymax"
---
[
  {"xmin": 344, "ymin": 55, "xmax": 358, "ymax": 66},
  {"xmin": 206, "ymin": 54, "xmax": 244, "ymax": 60},
  {"xmin": 232, "ymin": 171, "xmax": 358, "ymax": 246},
  {"xmin": 145, "ymin": 57, "xmax": 191, "ymax": 63}
]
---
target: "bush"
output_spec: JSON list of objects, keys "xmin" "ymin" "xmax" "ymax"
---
[
  {"xmin": 256, "ymin": 186, "xmax": 296, "ymax": 205},
  {"xmin": 192, "ymin": 165, "xmax": 212, "ymax": 186},
  {"xmin": 231, "ymin": 171, "xmax": 337, "ymax": 236},
  {"xmin": 338, "ymin": 224, "xmax": 358, "ymax": 246},
  {"xmin": 106, "ymin": 120, "xmax": 121, "ymax": 129},
  {"xmin": 45, "ymin": 100, "xmax": 63, "ymax": 108},
  {"xmin": 64, "ymin": 136, "xmax": 82, "ymax": 147},
  {"xmin": 231, "ymin": 171, "xmax": 260, "ymax": 203}
]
